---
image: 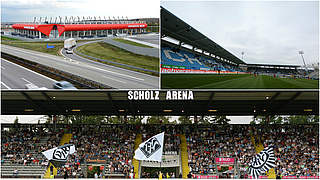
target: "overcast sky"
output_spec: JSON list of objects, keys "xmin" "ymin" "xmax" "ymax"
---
[
  {"xmin": 1, "ymin": 0, "xmax": 160, "ymax": 22},
  {"xmin": 161, "ymin": 0, "xmax": 319, "ymax": 65}
]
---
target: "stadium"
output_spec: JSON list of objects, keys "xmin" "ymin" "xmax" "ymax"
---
[
  {"xmin": 1, "ymin": 90, "xmax": 319, "ymax": 179},
  {"xmin": 160, "ymin": 7, "xmax": 319, "ymax": 89},
  {"xmin": 1, "ymin": 16, "xmax": 160, "ymax": 89},
  {"xmin": 6, "ymin": 17, "xmax": 150, "ymax": 39},
  {"xmin": 2, "ymin": 123, "xmax": 318, "ymax": 179}
]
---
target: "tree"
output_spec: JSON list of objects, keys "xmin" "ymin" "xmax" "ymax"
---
[
  {"xmin": 68, "ymin": 115, "xmax": 106, "ymax": 124},
  {"xmin": 14, "ymin": 116, "xmax": 19, "ymax": 124},
  {"xmin": 285, "ymin": 115, "xmax": 319, "ymax": 124},
  {"xmin": 250, "ymin": 115, "xmax": 319, "ymax": 124},
  {"xmin": 250, "ymin": 115, "xmax": 284, "ymax": 124},
  {"xmin": 203, "ymin": 116, "xmax": 231, "ymax": 124},
  {"xmin": 105, "ymin": 116, "xmax": 121, "ymax": 124},
  {"xmin": 127, "ymin": 116, "xmax": 143, "ymax": 124},
  {"xmin": 146, "ymin": 116, "xmax": 170, "ymax": 124},
  {"xmin": 44, "ymin": 115, "xmax": 106, "ymax": 124},
  {"xmin": 178, "ymin": 116, "xmax": 192, "ymax": 124}
]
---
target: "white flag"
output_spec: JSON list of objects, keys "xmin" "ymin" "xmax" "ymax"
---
[
  {"xmin": 42, "ymin": 144, "xmax": 76, "ymax": 162},
  {"xmin": 134, "ymin": 132, "xmax": 164, "ymax": 162},
  {"xmin": 248, "ymin": 145, "xmax": 276, "ymax": 179}
]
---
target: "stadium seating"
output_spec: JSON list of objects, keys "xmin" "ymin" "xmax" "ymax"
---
[
  {"xmin": 1, "ymin": 124, "xmax": 319, "ymax": 178},
  {"xmin": 1, "ymin": 129, "xmax": 59, "ymax": 178},
  {"xmin": 161, "ymin": 47, "xmax": 237, "ymax": 71}
]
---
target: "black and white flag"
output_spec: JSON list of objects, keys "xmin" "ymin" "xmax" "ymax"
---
[
  {"xmin": 248, "ymin": 145, "xmax": 276, "ymax": 179},
  {"xmin": 134, "ymin": 132, "xmax": 164, "ymax": 162},
  {"xmin": 42, "ymin": 144, "xmax": 76, "ymax": 162}
]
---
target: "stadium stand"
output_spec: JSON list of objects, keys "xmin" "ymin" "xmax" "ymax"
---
[
  {"xmin": 140, "ymin": 125, "xmax": 181, "ymax": 155},
  {"xmin": 69, "ymin": 125, "xmax": 136, "ymax": 178},
  {"xmin": 1, "ymin": 127, "xmax": 61, "ymax": 178},
  {"xmin": 1, "ymin": 124, "xmax": 319, "ymax": 179},
  {"xmin": 184, "ymin": 125, "xmax": 319, "ymax": 178},
  {"xmin": 161, "ymin": 46, "xmax": 239, "ymax": 72}
]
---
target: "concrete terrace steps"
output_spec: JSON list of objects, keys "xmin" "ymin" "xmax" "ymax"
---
[{"xmin": 1, "ymin": 135, "xmax": 51, "ymax": 178}]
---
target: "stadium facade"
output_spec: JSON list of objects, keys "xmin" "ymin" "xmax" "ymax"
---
[{"xmin": 10, "ymin": 16, "xmax": 149, "ymax": 39}]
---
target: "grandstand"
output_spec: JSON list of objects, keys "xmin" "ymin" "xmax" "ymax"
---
[
  {"xmin": 160, "ymin": 7, "xmax": 318, "ymax": 89},
  {"xmin": 1, "ymin": 126, "xmax": 62, "ymax": 178},
  {"xmin": 1, "ymin": 123, "xmax": 319, "ymax": 179},
  {"xmin": 3, "ymin": 16, "xmax": 156, "ymax": 40},
  {"xmin": 162, "ymin": 45, "xmax": 240, "ymax": 72}
]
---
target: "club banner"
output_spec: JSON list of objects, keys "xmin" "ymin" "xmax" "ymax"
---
[
  {"xmin": 215, "ymin": 157, "xmax": 235, "ymax": 164},
  {"xmin": 248, "ymin": 145, "xmax": 276, "ymax": 179},
  {"xmin": 42, "ymin": 144, "xmax": 76, "ymax": 162},
  {"xmin": 134, "ymin": 132, "xmax": 164, "ymax": 162}
]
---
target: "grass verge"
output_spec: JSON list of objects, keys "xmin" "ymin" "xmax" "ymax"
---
[
  {"xmin": 113, "ymin": 38, "xmax": 153, "ymax": 48},
  {"xmin": 77, "ymin": 41, "xmax": 159, "ymax": 76},
  {"xmin": 1, "ymin": 41, "xmax": 64, "ymax": 56},
  {"xmin": 1, "ymin": 36, "xmax": 19, "ymax": 41}
]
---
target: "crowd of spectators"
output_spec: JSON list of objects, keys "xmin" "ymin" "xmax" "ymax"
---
[
  {"xmin": 69, "ymin": 125, "xmax": 136, "ymax": 177},
  {"xmin": 140, "ymin": 125, "xmax": 181, "ymax": 155},
  {"xmin": 185, "ymin": 125, "xmax": 319, "ymax": 178},
  {"xmin": 55, "ymin": 154, "xmax": 85, "ymax": 178},
  {"xmin": 1, "ymin": 127, "xmax": 61, "ymax": 167},
  {"xmin": 259, "ymin": 125, "xmax": 319, "ymax": 177},
  {"xmin": 185, "ymin": 125, "xmax": 255, "ymax": 175},
  {"xmin": 2, "ymin": 124, "xmax": 319, "ymax": 179}
]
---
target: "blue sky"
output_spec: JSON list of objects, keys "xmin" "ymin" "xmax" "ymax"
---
[{"xmin": 161, "ymin": 0, "xmax": 319, "ymax": 65}]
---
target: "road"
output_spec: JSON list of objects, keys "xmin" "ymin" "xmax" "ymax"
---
[
  {"xmin": 1, "ymin": 45, "xmax": 159, "ymax": 89},
  {"xmin": 128, "ymin": 34, "xmax": 160, "ymax": 46},
  {"xmin": 1, "ymin": 59, "xmax": 56, "ymax": 89},
  {"xmin": 103, "ymin": 38, "xmax": 159, "ymax": 58}
]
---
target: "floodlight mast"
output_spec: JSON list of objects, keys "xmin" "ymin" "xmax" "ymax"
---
[{"xmin": 299, "ymin": 50, "xmax": 308, "ymax": 75}]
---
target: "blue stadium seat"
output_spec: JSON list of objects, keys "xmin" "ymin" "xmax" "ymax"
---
[{"xmin": 161, "ymin": 47, "xmax": 235, "ymax": 71}]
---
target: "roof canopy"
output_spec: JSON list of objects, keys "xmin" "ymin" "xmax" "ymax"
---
[
  {"xmin": 161, "ymin": 7, "xmax": 244, "ymax": 65},
  {"xmin": 2, "ymin": 90, "xmax": 318, "ymax": 116}
]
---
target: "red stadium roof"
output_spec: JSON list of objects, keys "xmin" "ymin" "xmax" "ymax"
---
[{"xmin": 12, "ymin": 23, "xmax": 147, "ymax": 36}]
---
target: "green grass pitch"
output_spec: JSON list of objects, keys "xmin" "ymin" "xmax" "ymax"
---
[{"xmin": 161, "ymin": 74, "xmax": 319, "ymax": 89}]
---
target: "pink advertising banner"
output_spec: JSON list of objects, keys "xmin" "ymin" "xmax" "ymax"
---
[
  {"xmin": 283, "ymin": 176, "xmax": 297, "ymax": 179},
  {"xmin": 215, "ymin": 157, "xmax": 235, "ymax": 164},
  {"xmin": 249, "ymin": 176, "xmax": 268, "ymax": 179},
  {"xmin": 161, "ymin": 68, "xmax": 247, "ymax": 74},
  {"xmin": 194, "ymin": 175, "xmax": 219, "ymax": 179},
  {"xmin": 299, "ymin": 176, "xmax": 319, "ymax": 179}
]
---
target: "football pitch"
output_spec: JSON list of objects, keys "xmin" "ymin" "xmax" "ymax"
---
[{"xmin": 161, "ymin": 74, "xmax": 319, "ymax": 89}]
